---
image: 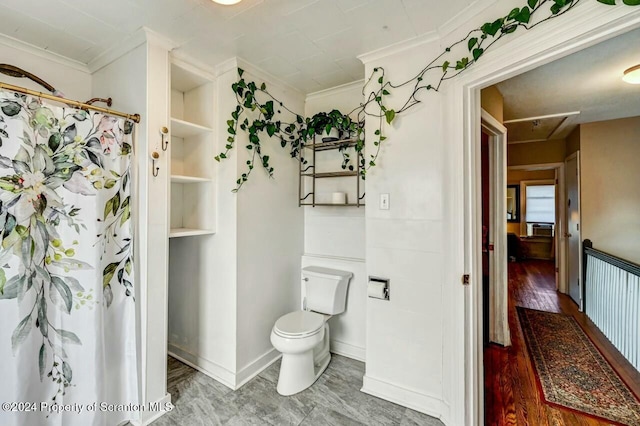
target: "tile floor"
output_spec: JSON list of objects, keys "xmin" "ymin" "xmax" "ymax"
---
[{"xmin": 151, "ymin": 354, "xmax": 444, "ymax": 426}]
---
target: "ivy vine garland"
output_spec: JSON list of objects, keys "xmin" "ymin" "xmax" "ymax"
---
[{"xmin": 216, "ymin": 0, "xmax": 638, "ymax": 192}]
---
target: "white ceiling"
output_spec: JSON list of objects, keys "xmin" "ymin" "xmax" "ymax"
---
[
  {"xmin": 0, "ymin": 0, "xmax": 475, "ymax": 94},
  {"xmin": 497, "ymin": 27, "xmax": 640, "ymax": 141}
]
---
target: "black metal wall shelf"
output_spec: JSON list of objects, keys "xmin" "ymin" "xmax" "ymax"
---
[{"xmin": 298, "ymin": 136, "xmax": 365, "ymax": 207}]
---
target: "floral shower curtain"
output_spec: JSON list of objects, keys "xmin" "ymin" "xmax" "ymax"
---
[{"xmin": 0, "ymin": 90, "xmax": 138, "ymax": 426}]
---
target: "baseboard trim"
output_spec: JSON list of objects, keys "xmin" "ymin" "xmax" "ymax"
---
[
  {"xmin": 330, "ymin": 339, "xmax": 365, "ymax": 362},
  {"xmin": 235, "ymin": 348, "xmax": 282, "ymax": 389},
  {"xmin": 361, "ymin": 375, "xmax": 443, "ymax": 420},
  {"xmin": 168, "ymin": 344, "xmax": 235, "ymax": 390},
  {"xmin": 128, "ymin": 393, "xmax": 172, "ymax": 426}
]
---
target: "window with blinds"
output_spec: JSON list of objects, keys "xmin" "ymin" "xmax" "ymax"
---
[{"xmin": 524, "ymin": 184, "xmax": 556, "ymax": 237}]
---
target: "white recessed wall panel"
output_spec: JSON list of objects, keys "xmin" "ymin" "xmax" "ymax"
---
[
  {"xmin": 361, "ymin": 38, "xmax": 446, "ymax": 419},
  {"xmin": 304, "ymin": 81, "xmax": 366, "ymax": 261}
]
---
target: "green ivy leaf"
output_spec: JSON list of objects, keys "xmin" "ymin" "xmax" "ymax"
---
[
  {"xmin": 473, "ymin": 48, "xmax": 484, "ymax": 61},
  {"xmin": 508, "ymin": 8, "xmax": 520, "ymax": 20},
  {"xmin": 455, "ymin": 57, "xmax": 470, "ymax": 70},
  {"xmin": 623, "ymin": 0, "xmax": 640, "ymax": 4},
  {"xmin": 468, "ymin": 37, "xmax": 478, "ymax": 51},
  {"xmin": 385, "ymin": 109, "xmax": 396, "ymax": 125},
  {"xmin": 528, "ymin": 0, "xmax": 538, "ymax": 7},
  {"xmin": 260, "ymin": 82, "xmax": 266, "ymax": 90},
  {"xmin": 378, "ymin": 76, "xmax": 383, "ymax": 84},
  {"xmin": 238, "ymin": 68, "xmax": 244, "ymax": 77},
  {"xmin": 516, "ymin": 6, "xmax": 531, "ymax": 23},
  {"xmin": 442, "ymin": 61, "xmax": 450, "ymax": 72}
]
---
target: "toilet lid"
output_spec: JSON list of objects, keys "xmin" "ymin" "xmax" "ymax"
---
[{"xmin": 274, "ymin": 311, "xmax": 325, "ymax": 337}]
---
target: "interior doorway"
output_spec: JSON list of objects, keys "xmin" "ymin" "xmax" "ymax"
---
[{"xmin": 468, "ymin": 13, "xmax": 640, "ymax": 424}]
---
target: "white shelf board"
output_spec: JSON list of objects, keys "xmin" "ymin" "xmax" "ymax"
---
[
  {"xmin": 169, "ymin": 228, "xmax": 215, "ymax": 238},
  {"xmin": 170, "ymin": 175, "xmax": 212, "ymax": 184},
  {"xmin": 171, "ymin": 118, "xmax": 213, "ymax": 138}
]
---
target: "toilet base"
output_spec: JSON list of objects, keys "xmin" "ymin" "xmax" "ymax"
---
[{"xmin": 275, "ymin": 324, "xmax": 331, "ymax": 396}]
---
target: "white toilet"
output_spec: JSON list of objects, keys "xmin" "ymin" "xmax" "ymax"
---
[{"xmin": 270, "ymin": 266, "xmax": 353, "ymax": 396}]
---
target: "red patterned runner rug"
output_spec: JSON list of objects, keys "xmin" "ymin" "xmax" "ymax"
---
[{"xmin": 517, "ymin": 307, "xmax": 640, "ymax": 425}]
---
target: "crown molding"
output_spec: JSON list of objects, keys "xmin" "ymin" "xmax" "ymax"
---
[
  {"xmin": 0, "ymin": 33, "xmax": 90, "ymax": 74},
  {"xmin": 213, "ymin": 57, "xmax": 304, "ymax": 99},
  {"xmin": 306, "ymin": 79, "xmax": 364, "ymax": 101},
  {"xmin": 213, "ymin": 57, "xmax": 240, "ymax": 77},
  {"xmin": 88, "ymin": 27, "xmax": 178, "ymax": 74},
  {"xmin": 437, "ymin": 0, "xmax": 499, "ymax": 40},
  {"xmin": 357, "ymin": 31, "xmax": 439, "ymax": 64},
  {"xmin": 170, "ymin": 55, "xmax": 217, "ymax": 81}
]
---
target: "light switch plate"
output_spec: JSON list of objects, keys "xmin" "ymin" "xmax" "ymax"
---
[{"xmin": 380, "ymin": 193, "xmax": 390, "ymax": 210}]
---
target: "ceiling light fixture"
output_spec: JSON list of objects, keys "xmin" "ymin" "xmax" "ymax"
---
[
  {"xmin": 211, "ymin": 0, "xmax": 242, "ymax": 4},
  {"xmin": 622, "ymin": 64, "xmax": 640, "ymax": 84}
]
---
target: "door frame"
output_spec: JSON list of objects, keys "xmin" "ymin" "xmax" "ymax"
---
[
  {"xmin": 446, "ymin": 7, "xmax": 640, "ymax": 426},
  {"xmin": 564, "ymin": 151, "xmax": 582, "ymax": 308},
  {"xmin": 480, "ymin": 110, "xmax": 510, "ymax": 347}
]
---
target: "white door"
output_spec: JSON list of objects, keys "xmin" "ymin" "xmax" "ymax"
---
[{"xmin": 565, "ymin": 152, "xmax": 581, "ymax": 307}]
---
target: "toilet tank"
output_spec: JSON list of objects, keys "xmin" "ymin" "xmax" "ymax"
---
[{"xmin": 302, "ymin": 266, "xmax": 353, "ymax": 315}]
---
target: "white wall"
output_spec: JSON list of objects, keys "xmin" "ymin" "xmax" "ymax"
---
[
  {"xmin": 0, "ymin": 42, "xmax": 91, "ymax": 101},
  {"xmin": 303, "ymin": 81, "xmax": 367, "ymax": 360},
  {"xmin": 580, "ymin": 117, "xmax": 640, "ymax": 264},
  {"xmin": 236, "ymin": 66, "xmax": 305, "ymax": 382},
  {"xmin": 360, "ymin": 39, "xmax": 447, "ymax": 419},
  {"xmin": 92, "ymin": 37, "xmax": 172, "ymax": 421}
]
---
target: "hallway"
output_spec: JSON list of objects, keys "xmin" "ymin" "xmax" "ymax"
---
[{"xmin": 484, "ymin": 260, "xmax": 640, "ymax": 425}]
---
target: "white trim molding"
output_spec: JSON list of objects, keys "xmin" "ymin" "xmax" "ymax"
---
[
  {"xmin": 168, "ymin": 345, "xmax": 282, "ymax": 391},
  {"xmin": 330, "ymin": 339, "xmax": 366, "ymax": 362},
  {"xmin": 306, "ymin": 79, "xmax": 365, "ymax": 101},
  {"xmin": 0, "ymin": 33, "xmax": 90, "ymax": 74},
  {"xmin": 361, "ymin": 375, "xmax": 444, "ymax": 420},
  {"xmin": 168, "ymin": 345, "xmax": 236, "ymax": 390},
  {"xmin": 130, "ymin": 393, "xmax": 172, "ymax": 426},
  {"xmin": 357, "ymin": 31, "xmax": 439, "ymax": 64},
  {"xmin": 235, "ymin": 349, "xmax": 281, "ymax": 389},
  {"xmin": 447, "ymin": 5, "xmax": 640, "ymax": 426}
]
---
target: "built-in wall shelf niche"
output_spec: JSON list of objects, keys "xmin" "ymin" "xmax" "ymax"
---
[{"xmin": 169, "ymin": 59, "xmax": 216, "ymax": 238}]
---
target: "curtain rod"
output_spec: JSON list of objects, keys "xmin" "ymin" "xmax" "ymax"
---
[{"xmin": 0, "ymin": 82, "xmax": 141, "ymax": 123}]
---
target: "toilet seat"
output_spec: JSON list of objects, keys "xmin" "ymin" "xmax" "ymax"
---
[{"xmin": 274, "ymin": 311, "xmax": 325, "ymax": 339}]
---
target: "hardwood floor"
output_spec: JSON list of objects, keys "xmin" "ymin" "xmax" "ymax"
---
[{"xmin": 484, "ymin": 260, "xmax": 640, "ymax": 426}]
